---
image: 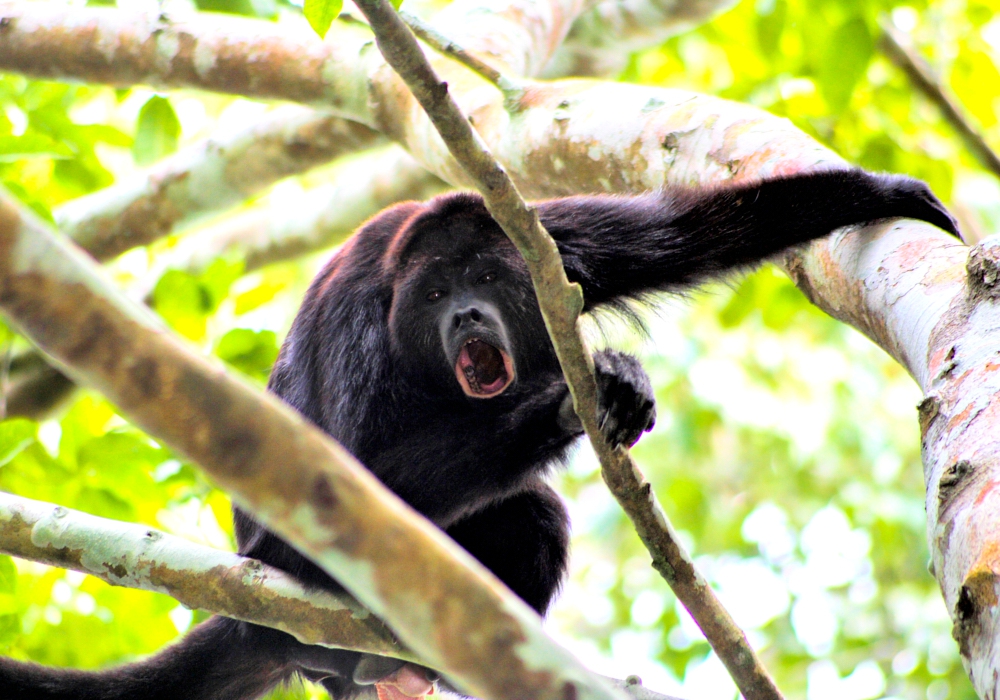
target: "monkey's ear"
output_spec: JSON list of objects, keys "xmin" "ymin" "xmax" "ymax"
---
[{"xmin": 381, "ymin": 210, "xmax": 427, "ymax": 276}]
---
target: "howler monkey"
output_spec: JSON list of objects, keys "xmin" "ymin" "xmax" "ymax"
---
[{"xmin": 1, "ymin": 169, "xmax": 959, "ymax": 700}]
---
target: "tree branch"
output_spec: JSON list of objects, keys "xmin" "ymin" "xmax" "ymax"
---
[
  {"xmin": 0, "ymin": 491, "xmax": 410, "ymax": 659},
  {"xmin": 151, "ymin": 147, "xmax": 445, "ymax": 281},
  {"xmin": 399, "ymin": 11, "xmax": 517, "ymax": 94},
  {"xmin": 0, "ymin": 188, "xmax": 632, "ymax": 700},
  {"xmin": 57, "ymin": 106, "xmax": 384, "ymax": 262},
  {"xmin": 878, "ymin": 22, "xmax": 1000, "ymax": 180},
  {"xmin": 779, "ymin": 225, "xmax": 1000, "ymax": 696},
  {"xmin": 542, "ymin": 0, "xmax": 737, "ymax": 78},
  {"xmin": 349, "ymin": 1, "xmax": 783, "ymax": 699}
]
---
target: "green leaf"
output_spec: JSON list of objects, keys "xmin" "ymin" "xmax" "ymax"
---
[
  {"xmin": 195, "ymin": 0, "xmax": 277, "ymax": 18},
  {"xmin": 233, "ymin": 280, "xmax": 284, "ymax": 315},
  {"xmin": 817, "ymin": 17, "xmax": 873, "ymax": 113},
  {"xmin": 0, "ymin": 419, "xmax": 36, "ymax": 469},
  {"xmin": 152, "ymin": 270, "xmax": 210, "ymax": 340},
  {"xmin": 215, "ymin": 329, "xmax": 279, "ymax": 382},
  {"xmin": 200, "ymin": 258, "xmax": 245, "ymax": 311},
  {"xmin": 133, "ymin": 96, "xmax": 180, "ymax": 166},
  {"xmin": 0, "ymin": 555, "xmax": 16, "ymax": 595},
  {"xmin": 1, "ymin": 181, "xmax": 55, "ymax": 223},
  {"xmin": 755, "ymin": 0, "xmax": 786, "ymax": 56},
  {"xmin": 303, "ymin": 0, "xmax": 342, "ymax": 38},
  {"xmin": 0, "ymin": 133, "xmax": 73, "ymax": 162},
  {"xmin": 152, "ymin": 261, "xmax": 241, "ymax": 340}
]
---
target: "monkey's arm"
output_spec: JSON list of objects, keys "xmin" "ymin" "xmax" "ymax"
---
[{"xmin": 538, "ymin": 169, "xmax": 960, "ymax": 308}]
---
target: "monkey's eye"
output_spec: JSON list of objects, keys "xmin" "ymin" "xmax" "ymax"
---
[
  {"xmin": 426, "ymin": 290, "xmax": 446, "ymax": 302},
  {"xmin": 476, "ymin": 272, "xmax": 496, "ymax": 285}
]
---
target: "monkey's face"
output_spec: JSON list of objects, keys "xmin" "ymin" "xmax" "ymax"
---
[{"xmin": 387, "ymin": 226, "xmax": 546, "ymax": 400}]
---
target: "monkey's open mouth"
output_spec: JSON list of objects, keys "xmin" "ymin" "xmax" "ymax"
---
[{"xmin": 455, "ymin": 339, "xmax": 514, "ymax": 398}]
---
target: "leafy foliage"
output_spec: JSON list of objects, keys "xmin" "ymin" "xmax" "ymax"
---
[{"xmin": 0, "ymin": 0, "xmax": 997, "ymax": 699}]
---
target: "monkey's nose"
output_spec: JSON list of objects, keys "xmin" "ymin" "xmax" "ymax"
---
[{"xmin": 453, "ymin": 307, "xmax": 483, "ymax": 328}]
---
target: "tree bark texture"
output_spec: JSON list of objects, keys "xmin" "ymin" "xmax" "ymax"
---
[{"xmin": 782, "ymin": 225, "xmax": 999, "ymax": 699}]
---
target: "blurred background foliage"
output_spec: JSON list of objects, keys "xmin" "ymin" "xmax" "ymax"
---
[{"xmin": 0, "ymin": 0, "xmax": 997, "ymax": 699}]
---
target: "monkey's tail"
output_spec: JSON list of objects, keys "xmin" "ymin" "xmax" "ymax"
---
[{"xmin": 0, "ymin": 617, "xmax": 298, "ymax": 700}]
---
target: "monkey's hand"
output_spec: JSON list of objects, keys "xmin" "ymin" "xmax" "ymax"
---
[
  {"xmin": 594, "ymin": 350, "xmax": 656, "ymax": 449},
  {"xmin": 872, "ymin": 172, "xmax": 962, "ymax": 239},
  {"xmin": 354, "ymin": 655, "xmax": 438, "ymax": 700}
]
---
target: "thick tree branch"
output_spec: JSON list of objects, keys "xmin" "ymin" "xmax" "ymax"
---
[
  {"xmin": 0, "ymin": 491, "xmax": 409, "ymax": 659},
  {"xmin": 149, "ymin": 146, "xmax": 446, "ymax": 281},
  {"xmin": 879, "ymin": 23, "xmax": 1000, "ymax": 180},
  {"xmin": 350, "ymin": 1, "xmax": 783, "ymax": 699},
  {"xmin": 779, "ymin": 225, "xmax": 1000, "ymax": 696},
  {"xmin": 0, "ymin": 189, "xmax": 631, "ymax": 700}
]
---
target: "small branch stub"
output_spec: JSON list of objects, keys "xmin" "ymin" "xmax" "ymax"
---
[{"xmin": 966, "ymin": 237, "xmax": 1000, "ymax": 300}]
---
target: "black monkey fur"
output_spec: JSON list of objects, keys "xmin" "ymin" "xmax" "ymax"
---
[{"xmin": 0, "ymin": 169, "xmax": 959, "ymax": 700}]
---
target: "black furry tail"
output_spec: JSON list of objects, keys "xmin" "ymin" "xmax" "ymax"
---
[{"xmin": 0, "ymin": 617, "xmax": 299, "ymax": 700}]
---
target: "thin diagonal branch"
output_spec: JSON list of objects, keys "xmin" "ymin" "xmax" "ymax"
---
[
  {"xmin": 400, "ymin": 11, "xmax": 520, "ymax": 95},
  {"xmin": 348, "ymin": 1, "xmax": 784, "ymax": 699},
  {"xmin": 879, "ymin": 22, "xmax": 1000, "ymax": 180}
]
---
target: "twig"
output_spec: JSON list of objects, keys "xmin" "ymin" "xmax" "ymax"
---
[
  {"xmin": 348, "ymin": 1, "xmax": 784, "ymax": 699},
  {"xmin": 879, "ymin": 21, "xmax": 1000, "ymax": 180},
  {"xmin": 399, "ymin": 11, "xmax": 523, "ymax": 98}
]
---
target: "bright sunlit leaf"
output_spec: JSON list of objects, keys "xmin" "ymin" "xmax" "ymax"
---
[
  {"xmin": 133, "ymin": 95, "xmax": 180, "ymax": 166},
  {"xmin": 303, "ymin": 0, "xmax": 342, "ymax": 39}
]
